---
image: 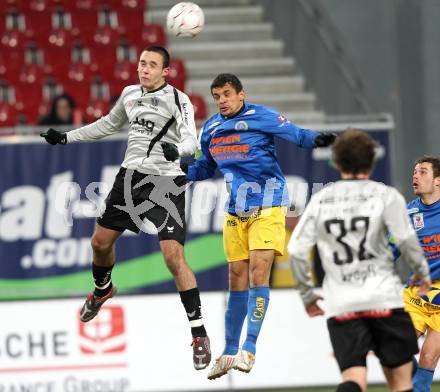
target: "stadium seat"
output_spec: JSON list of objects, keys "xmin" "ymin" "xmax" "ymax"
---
[
  {"xmin": 43, "ymin": 46, "xmax": 71, "ymax": 78},
  {"xmin": 114, "ymin": 61, "xmax": 138, "ymax": 84},
  {"xmin": 0, "ymin": 29, "xmax": 27, "ymax": 50},
  {"xmin": 63, "ymin": 80, "xmax": 90, "ymax": 108},
  {"xmin": 109, "ymin": 80, "xmax": 127, "ymax": 98},
  {"xmin": 167, "ymin": 58, "xmax": 187, "ymax": 92},
  {"xmin": 123, "ymin": 24, "xmax": 166, "ymax": 48},
  {"xmin": 189, "ymin": 94, "xmax": 208, "ymax": 121},
  {"xmin": 84, "ymin": 98, "xmax": 109, "ymax": 122},
  {"xmin": 24, "ymin": 11, "xmax": 52, "ymax": 39},
  {"xmin": 0, "ymin": 102, "xmax": 18, "ymax": 127},
  {"xmin": 0, "ymin": 49, "xmax": 23, "ymax": 82}
]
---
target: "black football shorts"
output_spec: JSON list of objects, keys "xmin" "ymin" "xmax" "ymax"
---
[
  {"xmin": 327, "ymin": 308, "xmax": 418, "ymax": 371},
  {"xmin": 97, "ymin": 167, "xmax": 187, "ymax": 245}
]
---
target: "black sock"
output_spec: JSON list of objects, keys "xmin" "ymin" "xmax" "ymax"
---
[
  {"xmin": 179, "ymin": 287, "xmax": 207, "ymax": 338},
  {"xmin": 93, "ymin": 263, "xmax": 114, "ymax": 297}
]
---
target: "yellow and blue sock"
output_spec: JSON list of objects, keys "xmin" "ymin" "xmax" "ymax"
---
[
  {"xmin": 413, "ymin": 367, "xmax": 434, "ymax": 392},
  {"xmin": 242, "ymin": 286, "xmax": 270, "ymax": 355},
  {"xmin": 222, "ymin": 290, "xmax": 249, "ymax": 355}
]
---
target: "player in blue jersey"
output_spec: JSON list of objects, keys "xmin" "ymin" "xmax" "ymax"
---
[
  {"xmin": 404, "ymin": 156, "xmax": 440, "ymax": 392},
  {"xmin": 183, "ymin": 73, "xmax": 336, "ymax": 379}
]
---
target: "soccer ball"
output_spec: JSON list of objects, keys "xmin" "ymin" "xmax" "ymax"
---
[{"xmin": 166, "ymin": 2, "xmax": 205, "ymax": 38}]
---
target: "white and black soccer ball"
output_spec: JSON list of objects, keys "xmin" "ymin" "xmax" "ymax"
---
[{"xmin": 166, "ymin": 2, "xmax": 205, "ymax": 38}]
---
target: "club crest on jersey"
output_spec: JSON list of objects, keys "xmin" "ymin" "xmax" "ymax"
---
[
  {"xmin": 413, "ymin": 213, "xmax": 424, "ymax": 230},
  {"xmin": 234, "ymin": 121, "xmax": 248, "ymax": 131},
  {"xmin": 151, "ymin": 97, "xmax": 159, "ymax": 107}
]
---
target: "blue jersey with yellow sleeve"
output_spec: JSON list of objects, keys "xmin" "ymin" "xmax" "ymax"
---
[
  {"xmin": 187, "ymin": 102, "xmax": 318, "ymax": 215},
  {"xmin": 407, "ymin": 197, "xmax": 440, "ymax": 280}
]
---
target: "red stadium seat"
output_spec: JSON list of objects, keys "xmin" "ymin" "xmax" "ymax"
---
[
  {"xmin": 43, "ymin": 46, "xmax": 71, "ymax": 78},
  {"xmin": 0, "ymin": 102, "xmax": 18, "ymax": 126},
  {"xmin": 0, "ymin": 50, "xmax": 23, "ymax": 82},
  {"xmin": 0, "ymin": 30, "xmax": 27, "ymax": 50},
  {"xmin": 123, "ymin": 24, "xmax": 166, "ymax": 48},
  {"xmin": 114, "ymin": 61, "xmax": 138, "ymax": 84},
  {"xmin": 109, "ymin": 80, "xmax": 127, "ymax": 98},
  {"xmin": 84, "ymin": 98, "xmax": 109, "ymax": 122},
  {"xmin": 115, "ymin": 9, "xmax": 143, "ymax": 32},
  {"xmin": 24, "ymin": 10, "xmax": 52, "ymax": 39},
  {"xmin": 166, "ymin": 58, "xmax": 186, "ymax": 91},
  {"xmin": 189, "ymin": 94, "xmax": 207, "ymax": 121},
  {"xmin": 63, "ymin": 80, "xmax": 90, "ymax": 108}
]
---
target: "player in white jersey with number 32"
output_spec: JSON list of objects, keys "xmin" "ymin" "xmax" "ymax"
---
[
  {"xmin": 288, "ymin": 129, "xmax": 430, "ymax": 392},
  {"xmin": 40, "ymin": 46, "xmax": 211, "ymax": 370}
]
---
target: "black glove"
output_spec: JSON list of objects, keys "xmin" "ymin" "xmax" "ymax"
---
[
  {"xmin": 161, "ymin": 142, "xmax": 179, "ymax": 162},
  {"xmin": 180, "ymin": 162, "xmax": 188, "ymax": 174},
  {"xmin": 40, "ymin": 128, "xmax": 67, "ymax": 145},
  {"xmin": 314, "ymin": 132, "xmax": 337, "ymax": 147}
]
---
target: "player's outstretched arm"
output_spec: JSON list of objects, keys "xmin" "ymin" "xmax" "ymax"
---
[
  {"xmin": 40, "ymin": 128, "xmax": 67, "ymax": 145},
  {"xmin": 258, "ymin": 108, "xmax": 337, "ymax": 148}
]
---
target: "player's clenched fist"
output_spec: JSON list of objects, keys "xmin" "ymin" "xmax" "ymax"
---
[
  {"xmin": 40, "ymin": 128, "xmax": 67, "ymax": 145},
  {"xmin": 161, "ymin": 142, "xmax": 179, "ymax": 161},
  {"xmin": 314, "ymin": 132, "xmax": 337, "ymax": 147}
]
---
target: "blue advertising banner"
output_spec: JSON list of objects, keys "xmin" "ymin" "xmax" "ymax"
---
[{"xmin": 0, "ymin": 126, "xmax": 392, "ymax": 299}]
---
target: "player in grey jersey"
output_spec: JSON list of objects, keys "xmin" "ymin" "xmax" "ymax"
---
[
  {"xmin": 40, "ymin": 46, "xmax": 211, "ymax": 370},
  {"xmin": 288, "ymin": 129, "xmax": 430, "ymax": 392}
]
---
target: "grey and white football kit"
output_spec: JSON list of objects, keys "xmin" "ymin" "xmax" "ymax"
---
[
  {"xmin": 288, "ymin": 180, "xmax": 429, "ymax": 370},
  {"xmin": 66, "ymin": 83, "xmax": 197, "ymax": 242}
]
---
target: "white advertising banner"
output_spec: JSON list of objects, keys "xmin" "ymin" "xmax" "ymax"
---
[{"xmin": 0, "ymin": 290, "xmax": 426, "ymax": 391}]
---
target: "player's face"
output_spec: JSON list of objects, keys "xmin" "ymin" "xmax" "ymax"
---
[
  {"xmin": 211, "ymin": 83, "xmax": 245, "ymax": 117},
  {"xmin": 137, "ymin": 51, "xmax": 169, "ymax": 90},
  {"xmin": 413, "ymin": 162, "xmax": 438, "ymax": 196}
]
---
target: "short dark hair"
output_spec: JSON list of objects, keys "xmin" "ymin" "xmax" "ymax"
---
[
  {"xmin": 143, "ymin": 46, "xmax": 170, "ymax": 68},
  {"xmin": 332, "ymin": 129, "xmax": 377, "ymax": 175},
  {"xmin": 210, "ymin": 73, "xmax": 243, "ymax": 94},
  {"xmin": 415, "ymin": 155, "xmax": 440, "ymax": 178}
]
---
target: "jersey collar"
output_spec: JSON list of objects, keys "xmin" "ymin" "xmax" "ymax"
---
[
  {"xmin": 223, "ymin": 102, "xmax": 247, "ymax": 120},
  {"xmin": 141, "ymin": 82, "xmax": 168, "ymax": 95}
]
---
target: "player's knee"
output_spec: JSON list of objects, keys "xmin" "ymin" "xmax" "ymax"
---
[
  {"xmin": 336, "ymin": 381, "xmax": 362, "ymax": 392},
  {"xmin": 418, "ymin": 351, "xmax": 438, "ymax": 368},
  {"xmin": 91, "ymin": 235, "xmax": 113, "ymax": 254}
]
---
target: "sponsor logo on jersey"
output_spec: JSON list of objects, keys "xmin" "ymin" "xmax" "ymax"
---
[
  {"xmin": 209, "ymin": 134, "xmax": 250, "ymax": 160},
  {"xmin": 413, "ymin": 212, "xmax": 424, "ymax": 230},
  {"xmin": 243, "ymin": 109, "xmax": 256, "ymax": 116},
  {"xmin": 408, "ymin": 207, "xmax": 419, "ymax": 214},
  {"xmin": 234, "ymin": 121, "xmax": 248, "ymax": 131}
]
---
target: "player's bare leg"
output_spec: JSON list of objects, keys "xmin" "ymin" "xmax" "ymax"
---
[
  {"xmin": 80, "ymin": 224, "xmax": 122, "ymax": 322},
  {"xmin": 160, "ymin": 239, "xmax": 196, "ymax": 290},
  {"xmin": 382, "ymin": 361, "xmax": 412, "ymax": 391},
  {"xmin": 234, "ymin": 250, "xmax": 274, "ymax": 373},
  {"xmin": 91, "ymin": 224, "xmax": 122, "ymax": 267},
  {"xmin": 161, "ymin": 239, "xmax": 211, "ymax": 370}
]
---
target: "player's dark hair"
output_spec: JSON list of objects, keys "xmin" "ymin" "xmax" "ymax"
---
[
  {"xmin": 143, "ymin": 46, "xmax": 170, "ymax": 68},
  {"xmin": 332, "ymin": 128, "xmax": 377, "ymax": 175},
  {"xmin": 415, "ymin": 155, "xmax": 440, "ymax": 178},
  {"xmin": 210, "ymin": 73, "xmax": 243, "ymax": 94}
]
